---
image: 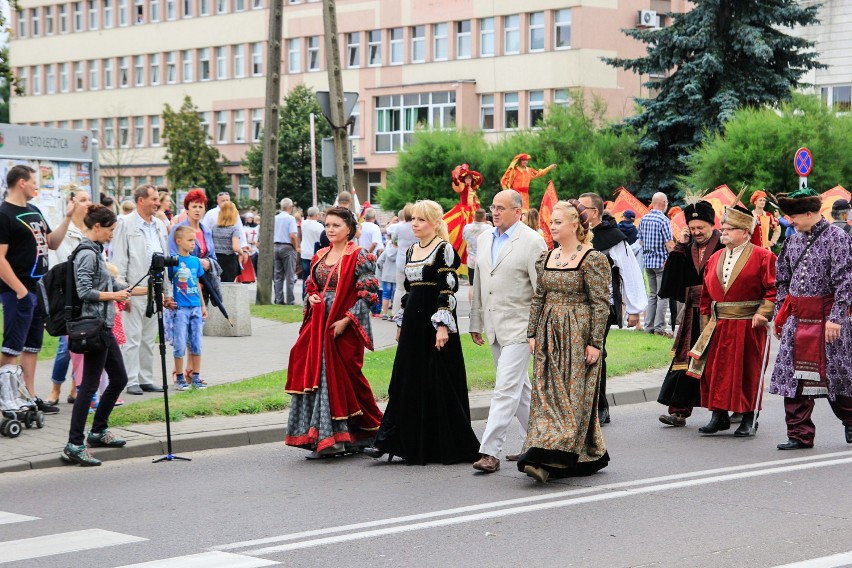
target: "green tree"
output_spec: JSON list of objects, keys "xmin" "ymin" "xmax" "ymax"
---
[
  {"xmin": 606, "ymin": 0, "xmax": 824, "ymax": 200},
  {"xmin": 162, "ymin": 96, "xmax": 229, "ymax": 205},
  {"xmin": 0, "ymin": 78, "xmax": 10, "ymax": 124},
  {"xmin": 1, "ymin": 6, "xmax": 25, "ymax": 99},
  {"xmin": 685, "ymin": 93, "xmax": 852, "ymax": 198},
  {"xmin": 244, "ymin": 84, "xmax": 337, "ymax": 209}
]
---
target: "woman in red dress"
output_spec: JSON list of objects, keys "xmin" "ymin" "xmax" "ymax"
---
[
  {"xmin": 443, "ymin": 164, "xmax": 483, "ymax": 267},
  {"xmin": 285, "ymin": 207, "xmax": 383, "ymax": 458}
]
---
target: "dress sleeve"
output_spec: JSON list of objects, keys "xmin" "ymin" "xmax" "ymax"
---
[
  {"xmin": 430, "ymin": 243, "xmax": 460, "ymax": 334},
  {"xmin": 346, "ymin": 249, "xmax": 379, "ymax": 324},
  {"xmin": 583, "ymin": 251, "xmax": 613, "ymax": 349},
  {"xmin": 828, "ymin": 231, "xmax": 852, "ymax": 323},
  {"xmin": 527, "ymin": 251, "xmax": 548, "ymax": 339}
]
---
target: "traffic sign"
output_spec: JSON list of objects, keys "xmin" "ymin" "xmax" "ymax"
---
[
  {"xmin": 794, "ymin": 147, "xmax": 813, "ymax": 177},
  {"xmin": 316, "ymin": 91, "xmax": 359, "ymax": 126}
]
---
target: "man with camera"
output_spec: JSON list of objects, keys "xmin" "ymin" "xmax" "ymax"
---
[{"xmin": 110, "ymin": 185, "xmax": 171, "ymax": 395}]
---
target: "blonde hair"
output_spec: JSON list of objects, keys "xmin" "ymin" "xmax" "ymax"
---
[
  {"xmin": 552, "ymin": 201, "xmax": 590, "ymax": 243},
  {"xmin": 105, "ymin": 262, "xmax": 120, "ymax": 278},
  {"xmin": 217, "ymin": 201, "xmax": 238, "ymax": 226},
  {"xmin": 411, "ymin": 200, "xmax": 449, "ymax": 242},
  {"xmin": 158, "ymin": 190, "xmax": 171, "ymax": 206},
  {"xmin": 173, "ymin": 225, "xmax": 195, "ymax": 241}
]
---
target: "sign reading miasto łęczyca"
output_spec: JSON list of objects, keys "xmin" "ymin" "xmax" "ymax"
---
[{"xmin": 0, "ymin": 124, "xmax": 94, "ymax": 162}]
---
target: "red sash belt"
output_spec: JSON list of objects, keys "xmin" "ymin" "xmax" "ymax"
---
[{"xmin": 775, "ymin": 295, "xmax": 833, "ymax": 396}]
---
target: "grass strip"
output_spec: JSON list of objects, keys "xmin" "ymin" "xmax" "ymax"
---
[
  {"xmin": 249, "ymin": 304, "xmax": 304, "ymax": 324},
  {"xmin": 106, "ymin": 329, "xmax": 671, "ymax": 427}
]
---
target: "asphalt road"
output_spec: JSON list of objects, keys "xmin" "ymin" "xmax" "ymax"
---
[{"xmin": 2, "ymin": 397, "xmax": 851, "ymax": 568}]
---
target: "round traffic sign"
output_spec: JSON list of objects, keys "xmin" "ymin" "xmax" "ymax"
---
[{"xmin": 794, "ymin": 147, "xmax": 813, "ymax": 177}]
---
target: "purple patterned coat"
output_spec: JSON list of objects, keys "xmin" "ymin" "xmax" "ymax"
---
[{"xmin": 769, "ymin": 219, "xmax": 852, "ymax": 399}]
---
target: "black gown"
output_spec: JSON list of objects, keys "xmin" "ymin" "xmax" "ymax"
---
[{"xmin": 371, "ymin": 241, "xmax": 481, "ymax": 465}]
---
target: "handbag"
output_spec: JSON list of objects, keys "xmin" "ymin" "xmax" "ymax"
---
[{"xmin": 67, "ymin": 316, "xmax": 108, "ymax": 354}]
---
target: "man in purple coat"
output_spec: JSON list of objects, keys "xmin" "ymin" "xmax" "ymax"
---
[{"xmin": 770, "ymin": 188, "xmax": 852, "ymax": 449}]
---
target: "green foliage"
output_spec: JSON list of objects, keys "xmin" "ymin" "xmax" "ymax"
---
[
  {"xmin": 244, "ymin": 84, "xmax": 337, "ymax": 209},
  {"xmin": 685, "ymin": 94, "xmax": 852, "ymax": 196},
  {"xmin": 606, "ymin": 0, "xmax": 824, "ymax": 200},
  {"xmin": 0, "ymin": 78, "xmax": 10, "ymax": 124},
  {"xmin": 162, "ymin": 96, "xmax": 229, "ymax": 205},
  {"xmin": 380, "ymin": 92, "xmax": 638, "ymax": 211}
]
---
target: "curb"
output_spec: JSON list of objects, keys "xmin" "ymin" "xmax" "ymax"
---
[{"xmin": 0, "ymin": 384, "xmax": 661, "ymax": 473}]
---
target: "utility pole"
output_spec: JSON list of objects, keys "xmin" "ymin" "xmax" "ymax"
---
[
  {"xmin": 322, "ymin": 0, "xmax": 353, "ymax": 196},
  {"xmin": 257, "ymin": 0, "xmax": 284, "ymax": 305},
  {"xmin": 310, "ymin": 112, "xmax": 318, "ymax": 208}
]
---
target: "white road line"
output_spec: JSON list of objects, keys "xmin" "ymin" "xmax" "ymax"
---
[
  {"xmin": 0, "ymin": 511, "xmax": 38, "ymax": 526},
  {"xmin": 114, "ymin": 551, "xmax": 279, "ymax": 567},
  {"xmin": 214, "ymin": 449, "xmax": 852, "ymax": 552},
  {"xmin": 241, "ymin": 455, "xmax": 852, "ymax": 555},
  {"xmin": 771, "ymin": 551, "xmax": 852, "ymax": 568},
  {"xmin": 0, "ymin": 529, "xmax": 147, "ymax": 564}
]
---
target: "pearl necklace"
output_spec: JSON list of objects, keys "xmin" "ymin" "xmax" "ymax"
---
[{"xmin": 554, "ymin": 244, "xmax": 582, "ymax": 267}]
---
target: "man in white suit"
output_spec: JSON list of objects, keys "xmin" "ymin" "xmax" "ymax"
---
[
  {"xmin": 110, "ymin": 185, "xmax": 171, "ymax": 395},
  {"xmin": 470, "ymin": 190, "xmax": 547, "ymax": 473}
]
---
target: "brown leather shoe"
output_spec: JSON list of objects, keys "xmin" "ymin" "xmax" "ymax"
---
[
  {"xmin": 472, "ymin": 454, "xmax": 500, "ymax": 473},
  {"xmin": 659, "ymin": 413, "xmax": 686, "ymax": 427},
  {"xmin": 505, "ymin": 453, "xmax": 520, "ymax": 462}
]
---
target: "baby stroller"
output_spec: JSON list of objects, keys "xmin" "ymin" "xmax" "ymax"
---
[{"xmin": 0, "ymin": 365, "xmax": 44, "ymax": 438}]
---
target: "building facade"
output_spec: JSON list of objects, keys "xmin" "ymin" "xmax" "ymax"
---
[
  {"xmin": 10, "ymin": 0, "xmax": 688, "ymax": 204},
  {"xmin": 794, "ymin": 0, "xmax": 852, "ymax": 112}
]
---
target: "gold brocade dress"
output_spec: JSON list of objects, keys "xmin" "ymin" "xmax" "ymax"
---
[{"xmin": 517, "ymin": 249, "xmax": 612, "ymax": 477}]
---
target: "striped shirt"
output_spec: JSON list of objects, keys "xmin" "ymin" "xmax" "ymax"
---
[{"xmin": 637, "ymin": 210, "xmax": 672, "ymax": 269}]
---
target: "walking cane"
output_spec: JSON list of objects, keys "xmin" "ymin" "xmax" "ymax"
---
[{"xmin": 749, "ymin": 322, "xmax": 773, "ymax": 435}]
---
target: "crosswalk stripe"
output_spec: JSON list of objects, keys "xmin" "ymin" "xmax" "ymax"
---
[
  {"xmin": 0, "ymin": 511, "xmax": 39, "ymax": 526},
  {"xmin": 114, "ymin": 552, "xmax": 279, "ymax": 567},
  {"xmin": 0, "ymin": 529, "xmax": 147, "ymax": 564}
]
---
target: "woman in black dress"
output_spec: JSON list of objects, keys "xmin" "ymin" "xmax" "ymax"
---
[{"xmin": 365, "ymin": 200, "xmax": 480, "ymax": 465}]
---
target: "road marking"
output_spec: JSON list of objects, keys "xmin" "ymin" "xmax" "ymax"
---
[
  {"xmin": 114, "ymin": 551, "xmax": 279, "ymax": 567},
  {"xmin": 232, "ymin": 454, "xmax": 852, "ymax": 555},
  {"xmin": 0, "ymin": 529, "xmax": 147, "ymax": 564},
  {"xmin": 0, "ymin": 511, "xmax": 38, "ymax": 525},
  {"xmin": 771, "ymin": 551, "xmax": 852, "ymax": 568},
  {"xmin": 215, "ymin": 449, "xmax": 852, "ymax": 552}
]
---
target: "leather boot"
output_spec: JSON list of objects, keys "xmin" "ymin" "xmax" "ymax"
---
[
  {"xmin": 734, "ymin": 412, "xmax": 757, "ymax": 437},
  {"xmin": 698, "ymin": 411, "xmax": 731, "ymax": 434}
]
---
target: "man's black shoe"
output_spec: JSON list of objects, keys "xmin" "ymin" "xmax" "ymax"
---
[
  {"xmin": 35, "ymin": 398, "xmax": 60, "ymax": 414},
  {"xmin": 777, "ymin": 438, "xmax": 812, "ymax": 450},
  {"xmin": 139, "ymin": 384, "xmax": 164, "ymax": 393},
  {"xmin": 698, "ymin": 411, "xmax": 731, "ymax": 434}
]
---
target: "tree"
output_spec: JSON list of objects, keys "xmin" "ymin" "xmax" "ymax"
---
[
  {"xmin": 606, "ymin": 0, "xmax": 824, "ymax": 200},
  {"xmin": 685, "ymin": 93, "xmax": 852, "ymax": 197},
  {"xmin": 162, "ymin": 96, "xmax": 229, "ymax": 205},
  {"xmin": 1, "ymin": 6, "xmax": 25, "ymax": 98},
  {"xmin": 244, "ymin": 84, "xmax": 337, "ymax": 209}
]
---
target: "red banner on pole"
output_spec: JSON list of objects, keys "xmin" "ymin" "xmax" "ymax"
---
[{"xmin": 539, "ymin": 181, "xmax": 559, "ymax": 249}]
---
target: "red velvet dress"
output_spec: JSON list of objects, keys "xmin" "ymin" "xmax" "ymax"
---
[
  {"xmin": 285, "ymin": 243, "xmax": 383, "ymax": 453},
  {"xmin": 698, "ymin": 244, "xmax": 777, "ymax": 413}
]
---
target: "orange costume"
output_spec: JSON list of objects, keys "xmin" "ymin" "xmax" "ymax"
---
[
  {"xmin": 443, "ymin": 164, "xmax": 483, "ymax": 266},
  {"xmin": 749, "ymin": 190, "xmax": 780, "ymax": 249},
  {"xmin": 500, "ymin": 153, "xmax": 556, "ymax": 212}
]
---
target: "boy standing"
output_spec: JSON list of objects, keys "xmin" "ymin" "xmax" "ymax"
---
[
  {"xmin": 169, "ymin": 226, "xmax": 207, "ymax": 390},
  {"xmin": 376, "ymin": 240, "xmax": 398, "ymax": 320}
]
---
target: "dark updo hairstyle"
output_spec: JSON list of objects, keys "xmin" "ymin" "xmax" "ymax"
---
[
  {"xmin": 84, "ymin": 204, "xmax": 118, "ymax": 229},
  {"xmin": 324, "ymin": 206, "xmax": 357, "ymax": 240}
]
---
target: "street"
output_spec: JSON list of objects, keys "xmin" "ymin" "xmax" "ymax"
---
[{"xmin": 2, "ymin": 396, "xmax": 851, "ymax": 568}]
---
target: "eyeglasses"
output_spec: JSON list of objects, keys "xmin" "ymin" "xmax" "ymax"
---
[
  {"xmin": 719, "ymin": 227, "xmax": 745, "ymax": 233},
  {"xmin": 489, "ymin": 205, "xmax": 520, "ymax": 213},
  {"xmin": 217, "ymin": 192, "xmax": 230, "ymax": 197}
]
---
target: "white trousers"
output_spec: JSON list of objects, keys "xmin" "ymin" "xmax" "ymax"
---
[
  {"xmin": 478, "ymin": 340, "xmax": 532, "ymax": 458},
  {"xmin": 120, "ymin": 295, "xmax": 158, "ymax": 388}
]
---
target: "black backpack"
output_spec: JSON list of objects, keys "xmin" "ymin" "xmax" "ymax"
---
[{"xmin": 37, "ymin": 243, "xmax": 100, "ymax": 337}]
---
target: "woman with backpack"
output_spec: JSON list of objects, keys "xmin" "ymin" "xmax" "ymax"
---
[{"xmin": 62, "ymin": 205, "xmax": 146, "ymax": 467}]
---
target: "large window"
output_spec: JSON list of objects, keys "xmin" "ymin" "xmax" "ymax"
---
[
  {"xmin": 368, "ymin": 30, "xmax": 381, "ymax": 66},
  {"xmin": 119, "ymin": 56, "xmax": 130, "ymax": 87},
  {"xmin": 375, "ymin": 91, "xmax": 456, "ymax": 153},
  {"xmin": 182, "ymin": 50, "xmax": 193, "ymax": 82},
  {"xmin": 529, "ymin": 12, "xmax": 544, "ymax": 52},
  {"xmin": 183, "ymin": 0, "xmax": 193, "ymax": 17},
  {"xmin": 433, "ymin": 23, "xmax": 448, "ymax": 61},
  {"xmin": 555, "ymin": 9, "xmax": 571, "ymax": 49},
  {"xmin": 411, "ymin": 25, "xmax": 425, "ymax": 63},
  {"xmin": 73, "ymin": 2, "xmax": 83, "ymax": 31},
  {"xmin": 103, "ymin": 119, "xmax": 115, "ymax": 148},
  {"xmin": 288, "ymin": 39, "xmax": 301, "ymax": 73},
  {"xmin": 88, "ymin": 0, "xmax": 98, "ymax": 30},
  {"xmin": 200, "ymin": 48, "xmax": 212, "ymax": 80},
  {"xmin": 119, "ymin": 117, "xmax": 130, "ymax": 147},
  {"xmin": 135, "ymin": 55, "xmax": 145, "ymax": 86},
  {"xmin": 554, "ymin": 88, "xmax": 570, "ymax": 108},
  {"xmin": 390, "ymin": 28, "xmax": 403, "ymax": 65},
  {"xmin": 18, "ymin": 9, "xmax": 27, "ymax": 38},
  {"xmin": 504, "ymin": 15, "xmax": 519, "ymax": 55},
  {"xmin": 59, "ymin": 5, "xmax": 68, "ymax": 33},
  {"xmin": 166, "ymin": 0, "xmax": 176, "ymax": 19},
  {"xmin": 135, "ymin": 116, "xmax": 145, "ymax": 146},
  {"xmin": 59, "ymin": 63, "xmax": 69, "ymax": 92},
  {"xmin": 456, "ymin": 20, "xmax": 471, "ymax": 59},
  {"xmin": 46, "ymin": 64, "xmax": 56, "ymax": 94},
  {"xmin": 233, "ymin": 110, "xmax": 246, "ymax": 143},
  {"xmin": 347, "ymin": 32, "xmax": 360, "ymax": 68},
  {"xmin": 200, "ymin": 0, "xmax": 210, "ymax": 15},
  {"xmin": 529, "ymin": 90, "xmax": 544, "ymax": 127},
  {"xmin": 308, "ymin": 36, "xmax": 321, "ymax": 71},
  {"xmin": 239, "ymin": 175, "xmax": 251, "ymax": 201},
  {"xmin": 251, "ymin": 109, "xmax": 263, "ymax": 142},
  {"xmin": 217, "ymin": 46, "xmax": 228, "ymax": 78},
  {"xmin": 166, "ymin": 52, "xmax": 177, "ymax": 83},
  {"xmin": 480, "ymin": 94, "xmax": 494, "ymax": 130},
  {"xmin": 480, "ymin": 17, "xmax": 494, "ymax": 57},
  {"xmin": 88, "ymin": 60, "xmax": 99, "ymax": 90},
  {"xmin": 150, "ymin": 0, "xmax": 160, "ymax": 21},
  {"xmin": 31, "ymin": 8, "xmax": 40, "ymax": 36},
  {"xmin": 104, "ymin": 0, "xmax": 114, "ymax": 27},
  {"xmin": 32, "ymin": 66, "xmax": 42, "ymax": 95},
  {"xmin": 504, "ymin": 92, "xmax": 519, "ymax": 129},
  {"xmin": 45, "ymin": 6, "xmax": 54, "ymax": 34},
  {"xmin": 216, "ymin": 111, "xmax": 228, "ymax": 143},
  {"xmin": 251, "ymin": 43, "xmax": 263, "ymax": 75},
  {"xmin": 150, "ymin": 53, "xmax": 160, "ymax": 84},
  {"xmin": 233, "ymin": 44, "xmax": 246, "ymax": 77},
  {"xmin": 830, "ymin": 85, "xmax": 852, "ymax": 112},
  {"xmin": 134, "ymin": 0, "xmax": 144, "ymax": 23},
  {"xmin": 217, "ymin": 0, "xmax": 228, "ymax": 13},
  {"xmin": 151, "ymin": 116, "xmax": 161, "ymax": 146},
  {"xmin": 119, "ymin": 0, "xmax": 129, "ymax": 25},
  {"xmin": 104, "ymin": 58, "xmax": 114, "ymax": 88}
]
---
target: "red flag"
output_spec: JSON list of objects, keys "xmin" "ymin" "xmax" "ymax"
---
[
  {"xmin": 608, "ymin": 187, "xmax": 650, "ymax": 224},
  {"xmin": 539, "ymin": 181, "xmax": 559, "ymax": 249}
]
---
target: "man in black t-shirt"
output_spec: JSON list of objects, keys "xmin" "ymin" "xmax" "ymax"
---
[{"xmin": 0, "ymin": 165, "xmax": 76, "ymax": 411}]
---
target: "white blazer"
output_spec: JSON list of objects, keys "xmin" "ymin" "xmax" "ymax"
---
[
  {"xmin": 110, "ymin": 211, "xmax": 170, "ymax": 292},
  {"xmin": 469, "ymin": 222, "xmax": 547, "ymax": 346}
]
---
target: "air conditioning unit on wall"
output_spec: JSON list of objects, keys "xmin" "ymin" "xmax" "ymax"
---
[{"xmin": 637, "ymin": 10, "xmax": 658, "ymax": 28}]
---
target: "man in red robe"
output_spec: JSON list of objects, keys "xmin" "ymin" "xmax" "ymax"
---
[
  {"xmin": 687, "ymin": 205, "xmax": 776, "ymax": 437},
  {"xmin": 499, "ymin": 153, "xmax": 556, "ymax": 213}
]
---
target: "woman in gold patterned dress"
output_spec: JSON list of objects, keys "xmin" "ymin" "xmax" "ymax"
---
[{"xmin": 518, "ymin": 200, "xmax": 611, "ymax": 483}]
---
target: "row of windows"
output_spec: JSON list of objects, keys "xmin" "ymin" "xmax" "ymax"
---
[
  {"xmin": 103, "ymin": 174, "xmax": 254, "ymax": 200},
  {"xmin": 289, "ymin": 10, "xmax": 572, "ymax": 72},
  {"xmin": 15, "ymin": 0, "xmax": 263, "ymax": 38},
  {"xmin": 16, "ymin": 44, "xmax": 263, "ymax": 96},
  {"xmin": 480, "ymin": 90, "xmax": 570, "ymax": 132}
]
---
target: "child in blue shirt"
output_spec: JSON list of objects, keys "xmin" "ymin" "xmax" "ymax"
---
[{"xmin": 168, "ymin": 225, "xmax": 208, "ymax": 390}]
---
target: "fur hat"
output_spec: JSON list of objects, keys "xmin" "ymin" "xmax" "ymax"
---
[
  {"xmin": 722, "ymin": 205, "xmax": 756, "ymax": 234},
  {"xmin": 777, "ymin": 188, "xmax": 822, "ymax": 216},
  {"xmin": 683, "ymin": 200, "xmax": 715, "ymax": 225}
]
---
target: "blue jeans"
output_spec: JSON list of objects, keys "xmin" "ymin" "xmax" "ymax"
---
[
  {"xmin": 50, "ymin": 335, "xmax": 71, "ymax": 384},
  {"xmin": 0, "ymin": 290, "xmax": 43, "ymax": 356},
  {"xmin": 172, "ymin": 306, "xmax": 204, "ymax": 358},
  {"xmin": 301, "ymin": 258, "xmax": 312, "ymax": 298}
]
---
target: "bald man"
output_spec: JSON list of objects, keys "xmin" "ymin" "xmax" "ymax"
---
[{"xmin": 638, "ymin": 192, "xmax": 675, "ymax": 336}]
